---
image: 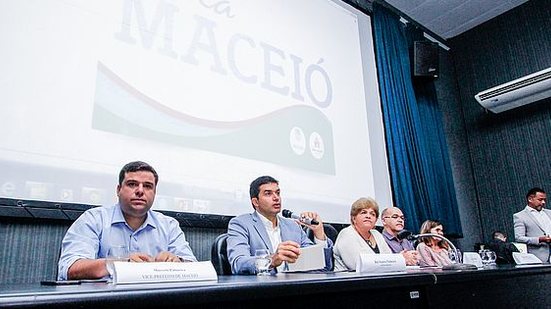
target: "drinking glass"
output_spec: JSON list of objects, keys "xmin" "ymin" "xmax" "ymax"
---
[
  {"xmin": 449, "ymin": 249, "xmax": 462, "ymax": 264},
  {"xmin": 486, "ymin": 250, "xmax": 497, "ymax": 266},
  {"xmin": 106, "ymin": 245, "xmax": 129, "ymax": 279},
  {"xmin": 254, "ymin": 249, "xmax": 271, "ymax": 276},
  {"xmin": 479, "ymin": 249, "xmax": 492, "ymax": 267}
]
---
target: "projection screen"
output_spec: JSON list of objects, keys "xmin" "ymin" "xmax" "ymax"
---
[{"xmin": 0, "ymin": 0, "xmax": 391, "ymax": 223}]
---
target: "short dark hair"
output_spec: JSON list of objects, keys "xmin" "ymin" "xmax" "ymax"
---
[
  {"xmin": 492, "ymin": 231, "xmax": 506, "ymax": 239},
  {"xmin": 249, "ymin": 176, "xmax": 278, "ymax": 199},
  {"xmin": 526, "ymin": 187, "xmax": 545, "ymax": 201},
  {"xmin": 118, "ymin": 161, "xmax": 159, "ymax": 185}
]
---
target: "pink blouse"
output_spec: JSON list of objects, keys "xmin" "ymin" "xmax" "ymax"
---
[{"xmin": 416, "ymin": 242, "xmax": 452, "ymax": 267}]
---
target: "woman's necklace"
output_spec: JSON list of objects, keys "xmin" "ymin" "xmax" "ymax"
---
[
  {"xmin": 354, "ymin": 226, "xmax": 376, "ymax": 248},
  {"xmin": 365, "ymin": 232, "xmax": 375, "ymax": 247}
]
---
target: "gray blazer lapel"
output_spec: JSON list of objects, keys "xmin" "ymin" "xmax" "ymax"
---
[
  {"xmin": 526, "ymin": 208, "xmax": 546, "ymax": 233},
  {"xmin": 252, "ymin": 212, "xmax": 274, "ymax": 253},
  {"xmin": 279, "ymin": 217, "xmax": 299, "ymax": 243}
]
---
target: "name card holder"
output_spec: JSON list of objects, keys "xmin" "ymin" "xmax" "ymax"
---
[
  {"xmin": 513, "ymin": 252, "xmax": 543, "ymax": 265},
  {"xmin": 356, "ymin": 253, "xmax": 406, "ymax": 274},
  {"xmin": 113, "ymin": 261, "xmax": 217, "ymax": 284},
  {"xmin": 463, "ymin": 252, "xmax": 483, "ymax": 268}
]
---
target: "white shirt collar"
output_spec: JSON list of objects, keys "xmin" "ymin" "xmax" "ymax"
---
[
  {"xmin": 255, "ymin": 211, "xmax": 281, "ymax": 253},
  {"xmin": 256, "ymin": 211, "xmax": 279, "ymax": 229}
]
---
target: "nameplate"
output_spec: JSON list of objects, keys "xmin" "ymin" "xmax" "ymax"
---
[
  {"xmin": 113, "ymin": 261, "xmax": 217, "ymax": 284},
  {"xmin": 512, "ymin": 252, "xmax": 542, "ymax": 265},
  {"xmin": 356, "ymin": 253, "xmax": 406, "ymax": 274},
  {"xmin": 463, "ymin": 252, "xmax": 483, "ymax": 268}
]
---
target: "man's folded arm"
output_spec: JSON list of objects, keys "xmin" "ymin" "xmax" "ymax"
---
[{"xmin": 67, "ymin": 258, "xmax": 108, "ymax": 280}]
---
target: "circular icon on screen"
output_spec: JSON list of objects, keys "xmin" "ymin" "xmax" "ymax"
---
[
  {"xmin": 1, "ymin": 182, "xmax": 16, "ymax": 197},
  {"xmin": 289, "ymin": 127, "xmax": 306, "ymax": 155},
  {"xmin": 309, "ymin": 132, "xmax": 324, "ymax": 159}
]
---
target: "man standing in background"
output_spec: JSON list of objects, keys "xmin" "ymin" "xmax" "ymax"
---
[{"xmin": 513, "ymin": 187, "xmax": 550, "ymax": 262}]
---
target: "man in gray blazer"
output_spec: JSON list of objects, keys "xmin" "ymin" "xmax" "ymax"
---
[
  {"xmin": 227, "ymin": 176, "xmax": 333, "ymax": 274},
  {"xmin": 513, "ymin": 187, "xmax": 550, "ymax": 262}
]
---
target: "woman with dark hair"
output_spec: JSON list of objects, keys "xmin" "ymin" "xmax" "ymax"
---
[{"xmin": 416, "ymin": 220, "xmax": 452, "ymax": 267}]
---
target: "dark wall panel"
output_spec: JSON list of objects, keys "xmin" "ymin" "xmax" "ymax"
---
[
  {"xmin": 0, "ymin": 218, "xmax": 224, "ymax": 284},
  {"xmin": 0, "ymin": 219, "xmax": 69, "ymax": 284},
  {"xmin": 449, "ymin": 0, "xmax": 551, "ymax": 242},
  {"xmin": 433, "ymin": 48, "xmax": 481, "ymax": 251}
]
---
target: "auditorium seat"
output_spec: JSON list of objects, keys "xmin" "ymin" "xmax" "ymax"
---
[
  {"xmin": 306, "ymin": 223, "xmax": 339, "ymax": 244},
  {"xmin": 211, "ymin": 233, "xmax": 232, "ymax": 275}
]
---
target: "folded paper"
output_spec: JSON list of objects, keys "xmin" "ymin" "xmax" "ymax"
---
[
  {"xmin": 512, "ymin": 252, "xmax": 542, "ymax": 265},
  {"xmin": 282, "ymin": 244, "xmax": 326, "ymax": 272}
]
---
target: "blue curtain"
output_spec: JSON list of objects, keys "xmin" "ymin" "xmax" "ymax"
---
[{"xmin": 372, "ymin": 2, "xmax": 462, "ymax": 237}]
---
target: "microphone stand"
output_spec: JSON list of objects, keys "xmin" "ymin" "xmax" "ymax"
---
[{"xmin": 413, "ymin": 233, "xmax": 477, "ymax": 271}]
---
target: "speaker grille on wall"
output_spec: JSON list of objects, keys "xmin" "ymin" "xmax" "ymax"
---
[{"xmin": 413, "ymin": 41, "xmax": 439, "ymax": 78}]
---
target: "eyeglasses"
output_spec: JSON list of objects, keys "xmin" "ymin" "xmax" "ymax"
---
[{"xmin": 383, "ymin": 215, "xmax": 405, "ymax": 220}]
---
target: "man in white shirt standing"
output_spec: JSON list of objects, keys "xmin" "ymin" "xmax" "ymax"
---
[
  {"xmin": 513, "ymin": 187, "xmax": 550, "ymax": 262},
  {"xmin": 226, "ymin": 176, "xmax": 333, "ymax": 274}
]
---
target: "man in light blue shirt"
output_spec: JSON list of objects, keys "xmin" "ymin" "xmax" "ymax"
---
[{"xmin": 58, "ymin": 161, "xmax": 196, "ymax": 280}]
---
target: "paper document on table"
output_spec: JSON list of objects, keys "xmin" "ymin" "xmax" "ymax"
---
[
  {"xmin": 283, "ymin": 244, "xmax": 326, "ymax": 272},
  {"xmin": 513, "ymin": 252, "xmax": 542, "ymax": 265},
  {"xmin": 512, "ymin": 242, "xmax": 527, "ymax": 253}
]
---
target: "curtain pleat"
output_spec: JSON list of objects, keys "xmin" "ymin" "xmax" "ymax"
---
[{"xmin": 372, "ymin": 2, "xmax": 462, "ymax": 237}]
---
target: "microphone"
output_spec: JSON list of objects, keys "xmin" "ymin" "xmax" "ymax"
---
[
  {"xmin": 281, "ymin": 209, "xmax": 319, "ymax": 225},
  {"xmin": 396, "ymin": 230, "xmax": 414, "ymax": 241},
  {"xmin": 396, "ymin": 230, "xmax": 477, "ymax": 271}
]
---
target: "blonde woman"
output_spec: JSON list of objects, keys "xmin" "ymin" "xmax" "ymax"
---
[{"xmin": 333, "ymin": 197, "xmax": 392, "ymax": 271}]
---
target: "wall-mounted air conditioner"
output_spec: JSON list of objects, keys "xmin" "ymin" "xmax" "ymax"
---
[{"xmin": 474, "ymin": 67, "xmax": 551, "ymax": 113}]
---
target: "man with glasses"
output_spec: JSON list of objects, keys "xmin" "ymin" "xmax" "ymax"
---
[{"xmin": 381, "ymin": 207, "xmax": 418, "ymax": 265}]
